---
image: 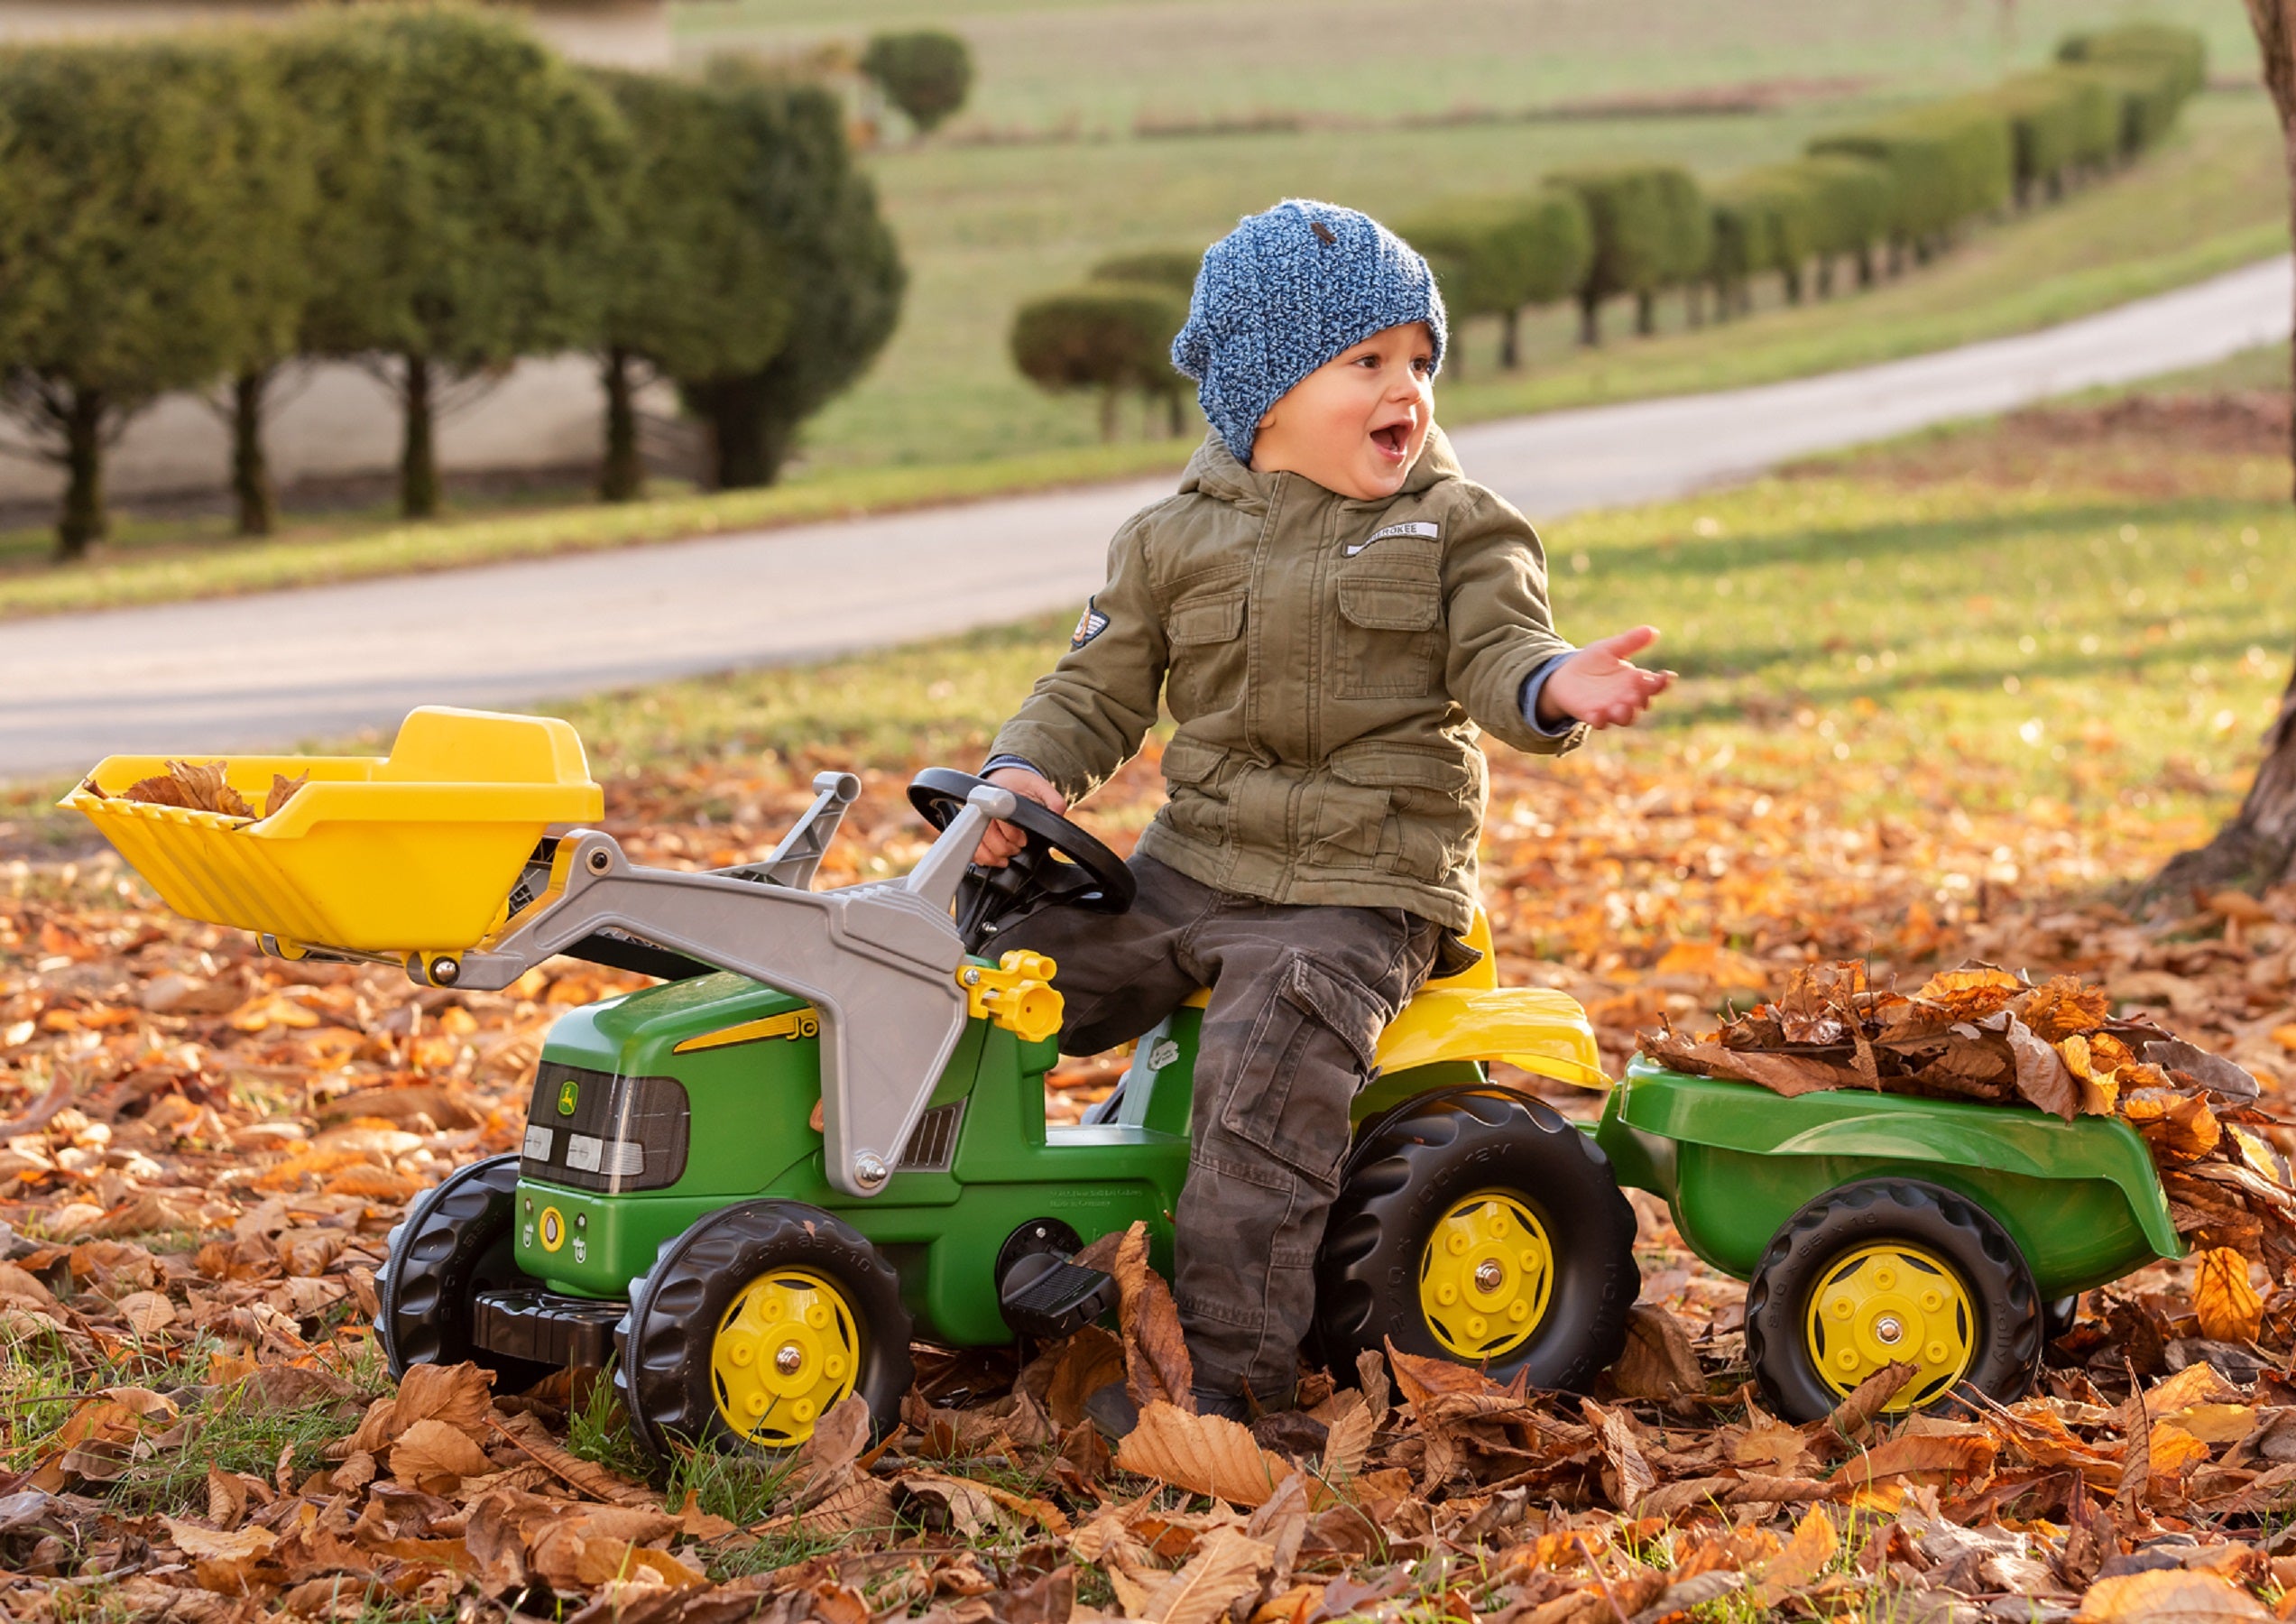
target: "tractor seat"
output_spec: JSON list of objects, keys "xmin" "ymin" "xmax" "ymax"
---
[{"xmin": 1172, "ymin": 908, "xmax": 1607, "ymax": 1091}]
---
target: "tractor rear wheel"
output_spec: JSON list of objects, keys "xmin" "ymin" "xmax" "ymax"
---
[
  {"xmin": 377, "ymin": 1153, "xmax": 552, "ymax": 1393},
  {"xmin": 1314, "ymin": 1086, "xmax": 1639, "ymax": 1391},
  {"xmin": 1745, "ymin": 1178, "xmax": 2042, "ymax": 1422},
  {"xmin": 616, "ymin": 1201, "xmax": 912, "ymax": 1463}
]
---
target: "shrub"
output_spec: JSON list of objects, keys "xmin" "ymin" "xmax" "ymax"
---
[
  {"xmin": 1784, "ymin": 154, "xmax": 1896, "ymax": 291},
  {"xmin": 1010, "ymin": 282, "xmax": 1189, "ymax": 439},
  {"xmin": 2059, "ymin": 24, "xmax": 2204, "ymax": 158},
  {"xmin": 0, "ymin": 38, "xmax": 304, "ymax": 558},
  {"xmin": 591, "ymin": 69, "xmax": 793, "ymax": 503},
  {"xmin": 860, "ymin": 29, "xmax": 973, "ymax": 136},
  {"xmin": 1088, "ymin": 250, "xmax": 1203, "ymax": 299},
  {"xmin": 1546, "ymin": 164, "xmax": 1705, "ymax": 343},
  {"xmin": 1809, "ymin": 99, "xmax": 2010, "ymax": 262},
  {"xmin": 1706, "ymin": 167, "xmax": 1819, "ymax": 314},
  {"xmin": 1400, "ymin": 189, "xmax": 1591, "ymax": 368},
  {"xmin": 288, "ymin": 4, "xmax": 630, "ymax": 520},
  {"xmin": 1985, "ymin": 71, "xmax": 2098, "ymax": 202},
  {"xmin": 678, "ymin": 65, "xmax": 905, "ymax": 489}
]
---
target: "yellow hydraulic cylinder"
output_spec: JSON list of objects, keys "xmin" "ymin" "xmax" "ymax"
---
[{"xmin": 956, "ymin": 951, "xmax": 1064, "ymax": 1045}]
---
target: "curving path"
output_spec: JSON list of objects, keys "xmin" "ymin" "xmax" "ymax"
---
[{"xmin": 7, "ymin": 255, "xmax": 2291, "ymax": 781}]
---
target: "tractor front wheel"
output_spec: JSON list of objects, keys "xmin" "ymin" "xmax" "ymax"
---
[
  {"xmin": 616, "ymin": 1201, "xmax": 912, "ymax": 1463},
  {"xmin": 1314, "ymin": 1086, "xmax": 1640, "ymax": 1391},
  {"xmin": 1745, "ymin": 1178, "xmax": 2042, "ymax": 1422},
  {"xmin": 376, "ymin": 1153, "xmax": 552, "ymax": 1392}
]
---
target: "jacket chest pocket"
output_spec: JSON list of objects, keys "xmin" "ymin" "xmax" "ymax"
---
[
  {"xmin": 1165, "ymin": 584, "xmax": 1248, "ymax": 718},
  {"xmin": 1334, "ymin": 546, "xmax": 1443, "ymax": 700}
]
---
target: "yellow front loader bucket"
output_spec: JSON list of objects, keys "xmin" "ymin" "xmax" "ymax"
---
[{"xmin": 61, "ymin": 706, "xmax": 601, "ymax": 957}]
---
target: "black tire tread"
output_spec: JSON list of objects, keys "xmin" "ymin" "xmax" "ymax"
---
[
  {"xmin": 617, "ymin": 1200, "xmax": 913, "ymax": 1468},
  {"xmin": 1315, "ymin": 1086, "xmax": 1640, "ymax": 1393},
  {"xmin": 378, "ymin": 1153, "xmax": 549, "ymax": 1389},
  {"xmin": 1744, "ymin": 1177, "xmax": 2042, "ymax": 1423}
]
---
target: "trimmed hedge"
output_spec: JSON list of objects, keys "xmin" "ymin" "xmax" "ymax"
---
[
  {"xmin": 1400, "ymin": 188, "xmax": 1591, "ymax": 367},
  {"xmin": 1010, "ymin": 281, "xmax": 1189, "ymax": 438},
  {"xmin": 859, "ymin": 29, "xmax": 973, "ymax": 135},
  {"xmin": 1786, "ymin": 154, "xmax": 1896, "ymax": 290},
  {"xmin": 1546, "ymin": 164, "xmax": 1706, "ymax": 342},
  {"xmin": 1088, "ymin": 250, "xmax": 1202, "ymax": 297},
  {"xmin": 2059, "ymin": 23, "xmax": 2205, "ymax": 159},
  {"xmin": 1808, "ymin": 99, "xmax": 2011, "ymax": 256},
  {"xmin": 1707, "ymin": 167, "xmax": 1819, "ymax": 312},
  {"xmin": 1984, "ymin": 70, "xmax": 2114, "ymax": 200}
]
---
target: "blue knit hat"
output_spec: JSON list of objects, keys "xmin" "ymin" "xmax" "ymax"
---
[{"xmin": 1172, "ymin": 198, "xmax": 1447, "ymax": 466}]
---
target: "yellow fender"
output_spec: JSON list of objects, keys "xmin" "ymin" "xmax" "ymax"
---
[{"xmin": 1374, "ymin": 986, "xmax": 1610, "ymax": 1092}]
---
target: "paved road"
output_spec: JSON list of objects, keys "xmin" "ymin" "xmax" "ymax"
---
[{"xmin": 10, "ymin": 255, "xmax": 2291, "ymax": 781}]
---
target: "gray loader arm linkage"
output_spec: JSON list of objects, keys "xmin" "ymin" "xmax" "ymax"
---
[{"xmin": 414, "ymin": 780, "xmax": 1018, "ymax": 1199}]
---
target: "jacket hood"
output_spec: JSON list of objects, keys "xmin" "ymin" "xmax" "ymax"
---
[{"xmin": 1177, "ymin": 424, "xmax": 1463, "ymax": 508}]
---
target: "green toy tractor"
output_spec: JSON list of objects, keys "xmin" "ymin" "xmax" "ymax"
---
[{"xmin": 68, "ymin": 708, "xmax": 1641, "ymax": 1460}]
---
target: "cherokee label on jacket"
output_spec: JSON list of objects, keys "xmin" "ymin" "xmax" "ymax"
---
[
  {"xmin": 1346, "ymin": 520, "xmax": 1440, "ymax": 556},
  {"xmin": 1071, "ymin": 595, "xmax": 1110, "ymax": 649}
]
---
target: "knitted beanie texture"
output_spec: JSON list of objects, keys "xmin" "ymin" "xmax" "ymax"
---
[{"xmin": 1171, "ymin": 198, "xmax": 1446, "ymax": 466}]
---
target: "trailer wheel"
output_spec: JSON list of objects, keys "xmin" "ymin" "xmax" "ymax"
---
[
  {"xmin": 616, "ymin": 1201, "xmax": 912, "ymax": 1465},
  {"xmin": 1746, "ymin": 1178, "xmax": 2041, "ymax": 1422},
  {"xmin": 377, "ymin": 1153, "xmax": 552, "ymax": 1392},
  {"xmin": 1315, "ymin": 1087, "xmax": 1639, "ymax": 1392}
]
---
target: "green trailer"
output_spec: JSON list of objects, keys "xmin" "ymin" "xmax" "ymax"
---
[{"xmin": 1595, "ymin": 1060, "xmax": 2182, "ymax": 1419}]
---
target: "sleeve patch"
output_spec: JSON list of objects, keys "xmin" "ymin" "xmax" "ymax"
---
[{"xmin": 1070, "ymin": 595, "xmax": 1111, "ymax": 650}]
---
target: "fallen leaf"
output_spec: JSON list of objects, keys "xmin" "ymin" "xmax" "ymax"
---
[
  {"xmin": 1141, "ymin": 1525, "xmax": 1273, "ymax": 1624},
  {"xmin": 2194, "ymin": 1248, "xmax": 2264, "ymax": 1343},
  {"xmin": 2076, "ymin": 1566, "xmax": 2270, "ymax": 1620},
  {"xmin": 1610, "ymin": 1303, "xmax": 1703, "ymax": 1399},
  {"xmin": 1114, "ymin": 1401, "xmax": 1302, "ymax": 1509}
]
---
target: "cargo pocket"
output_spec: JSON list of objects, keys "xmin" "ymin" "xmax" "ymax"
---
[
  {"xmin": 1323, "ymin": 743, "xmax": 1480, "ymax": 883},
  {"xmin": 1165, "ymin": 585, "xmax": 1247, "ymax": 717},
  {"xmin": 1217, "ymin": 955, "xmax": 1385, "ymax": 1186},
  {"xmin": 1157, "ymin": 734, "xmax": 1231, "ymax": 845},
  {"xmin": 1334, "ymin": 553, "xmax": 1442, "ymax": 700}
]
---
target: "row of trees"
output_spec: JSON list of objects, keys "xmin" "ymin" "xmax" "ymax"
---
[
  {"xmin": 0, "ymin": 4, "xmax": 906, "ymax": 560},
  {"xmin": 1009, "ymin": 23, "xmax": 2204, "ymax": 432}
]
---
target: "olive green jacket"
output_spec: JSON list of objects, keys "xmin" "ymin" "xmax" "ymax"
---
[{"xmin": 989, "ymin": 427, "xmax": 1585, "ymax": 932}]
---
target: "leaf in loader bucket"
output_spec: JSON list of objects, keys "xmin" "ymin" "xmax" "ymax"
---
[
  {"xmin": 263, "ymin": 771, "xmax": 309, "ymax": 818},
  {"xmin": 124, "ymin": 761, "xmax": 254, "ymax": 818}
]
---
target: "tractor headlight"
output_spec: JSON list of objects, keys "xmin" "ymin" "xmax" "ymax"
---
[{"xmin": 520, "ymin": 1062, "xmax": 687, "ymax": 1193}]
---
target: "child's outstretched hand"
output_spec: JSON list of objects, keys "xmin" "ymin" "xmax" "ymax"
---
[{"xmin": 1537, "ymin": 626, "xmax": 1674, "ymax": 730}]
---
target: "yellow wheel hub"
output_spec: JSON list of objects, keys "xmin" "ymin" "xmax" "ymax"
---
[
  {"xmin": 710, "ymin": 1268, "xmax": 862, "ymax": 1449},
  {"xmin": 1804, "ymin": 1242, "xmax": 1976, "ymax": 1412},
  {"xmin": 1418, "ymin": 1191, "xmax": 1554, "ymax": 1361}
]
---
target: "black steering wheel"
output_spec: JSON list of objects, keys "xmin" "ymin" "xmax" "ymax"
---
[{"xmin": 907, "ymin": 768, "xmax": 1136, "ymax": 952}]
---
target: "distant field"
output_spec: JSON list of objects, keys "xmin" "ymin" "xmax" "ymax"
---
[{"xmin": 672, "ymin": 0, "xmax": 2258, "ymax": 131}]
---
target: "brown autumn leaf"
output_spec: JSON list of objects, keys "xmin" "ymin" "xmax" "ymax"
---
[
  {"xmin": 1913, "ymin": 964, "xmax": 2023, "ymax": 1020},
  {"xmin": 2076, "ymin": 1567, "xmax": 2271, "ymax": 1621},
  {"xmin": 123, "ymin": 760, "xmax": 254, "ymax": 819},
  {"xmin": 1749, "ymin": 1506, "xmax": 1838, "ymax": 1608},
  {"xmin": 1637, "ymin": 1029, "xmax": 1856, "ymax": 1097},
  {"xmin": 1383, "ymin": 1339, "xmax": 1509, "ymax": 1407},
  {"xmin": 2124, "ymin": 1090, "xmax": 2223, "ymax": 1162},
  {"xmin": 1041, "ymin": 1324, "xmax": 1128, "ymax": 1431},
  {"xmin": 1319, "ymin": 1400, "xmax": 1377, "ymax": 1481},
  {"xmin": 2193, "ymin": 1248, "xmax": 2264, "ymax": 1343},
  {"xmin": 1584, "ymin": 1397, "xmax": 1656, "ymax": 1507},
  {"xmin": 263, "ymin": 771, "xmax": 309, "ymax": 818},
  {"xmin": 2005, "ymin": 1013, "xmax": 2079, "ymax": 1121},
  {"xmin": 389, "ymin": 1416, "xmax": 493, "ymax": 1493},
  {"xmin": 1113, "ymin": 1401, "xmax": 1303, "ymax": 1509},
  {"xmin": 1826, "ymin": 1432, "xmax": 1998, "ymax": 1490},
  {"xmin": 1140, "ymin": 1525, "xmax": 1274, "ymax": 1624},
  {"xmin": 1609, "ymin": 1302, "xmax": 1703, "ymax": 1400},
  {"xmin": 2024, "ymin": 975, "xmax": 2111, "ymax": 1041},
  {"xmin": 1086, "ymin": 1220, "xmax": 1194, "ymax": 1413}
]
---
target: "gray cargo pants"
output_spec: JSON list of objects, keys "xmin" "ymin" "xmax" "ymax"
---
[{"xmin": 1000, "ymin": 853, "xmax": 1442, "ymax": 1405}]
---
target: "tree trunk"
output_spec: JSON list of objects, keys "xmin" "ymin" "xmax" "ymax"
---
[
  {"xmin": 1856, "ymin": 245, "xmax": 1876, "ymax": 288},
  {"xmin": 1685, "ymin": 283, "xmax": 1704, "ymax": 328},
  {"xmin": 1784, "ymin": 263, "xmax": 1805, "ymax": 305},
  {"xmin": 599, "ymin": 346, "xmax": 644, "ymax": 503},
  {"xmin": 1098, "ymin": 390, "xmax": 1117, "ymax": 441},
  {"xmin": 54, "ymin": 386, "xmax": 106, "ymax": 562},
  {"xmin": 694, "ymin": 378, "xmax": 768, "ymax": 489},
  {"xmin": 400, "ymin": 353, "xmax": 440, "ymax": 521},
  {"xmin": 232, "ymin": 368, "xmax": 275, "ymax": 538},
  {"xmin": 1816, "ymin": 257, "xmax": 1835, "ymax": 299},
  {"xmin": 1166, "ymin": 390, "xmax": 1185, "ymax": 437},
  {"xmin": 2150, "ymin": 0, "xmax": 2296, "ymax": 898},
  {"xmin": 1634, "ymin": 290, "xmax": 1656, "ymax": 337},
  {"xmin": 1498, "ymin": 308, "xmax": 1521, "ymax": 370},
  {"xmin": 1577, "ymin": 289, "xmax": 1601, "ymax": 346}
]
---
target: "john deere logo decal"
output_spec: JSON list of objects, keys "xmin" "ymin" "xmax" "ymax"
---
[
  {"xmin": 557, "ymin": 1078, "xmax": 579, "ymax": 1116},
  {"xmin": 539, "ymin": 1207, "xmax": 566, "ymax": 1252}
]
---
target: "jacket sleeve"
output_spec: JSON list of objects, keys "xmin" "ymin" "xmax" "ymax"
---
[
  {"xmin": 986, "ymin": 512, "xmax": 1168, "ymax": 804},
  {"xmin": 1442, "ymin": 485, "xmax": 1588, "ymax": 756}
]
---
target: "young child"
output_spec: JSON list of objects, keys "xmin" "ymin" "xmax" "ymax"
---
[{"xmin": 975, "ymin": 199, "xmax": 1668, "ymax": 1420}]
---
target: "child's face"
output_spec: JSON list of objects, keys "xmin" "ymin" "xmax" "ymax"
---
[{"xmin": 1249, "ymin": 321, "xmax": 1436, "ymax": 499}]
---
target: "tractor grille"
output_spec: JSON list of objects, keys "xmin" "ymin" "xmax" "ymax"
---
[{"xmin": 899, "ymin": 1101, "xmax": 965, "ymax": 1172}]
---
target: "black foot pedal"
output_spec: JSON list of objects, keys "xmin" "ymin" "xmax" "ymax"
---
[{"xmin": 999, "ymin": 1253, "xmax": 1119, "ymax": 1339}]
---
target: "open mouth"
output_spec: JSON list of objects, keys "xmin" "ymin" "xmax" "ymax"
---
[{"xmin": 1369, "ymin": 420, "xmax": 1412, "ymax": 460}]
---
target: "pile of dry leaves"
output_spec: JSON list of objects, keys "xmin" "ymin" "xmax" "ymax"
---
[
  {"xmin": 6, "ymin": 736, "xmax": 2296, "ymax": 1620},
  {"xmin": 1644, "ymin": 960, "xmax": 2296, "ymax": 1284}
]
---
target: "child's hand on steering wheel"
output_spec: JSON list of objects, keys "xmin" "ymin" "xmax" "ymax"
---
[{"xmin": 975, "ymin": 767, "xmax": 1067, "ymax": 865}]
